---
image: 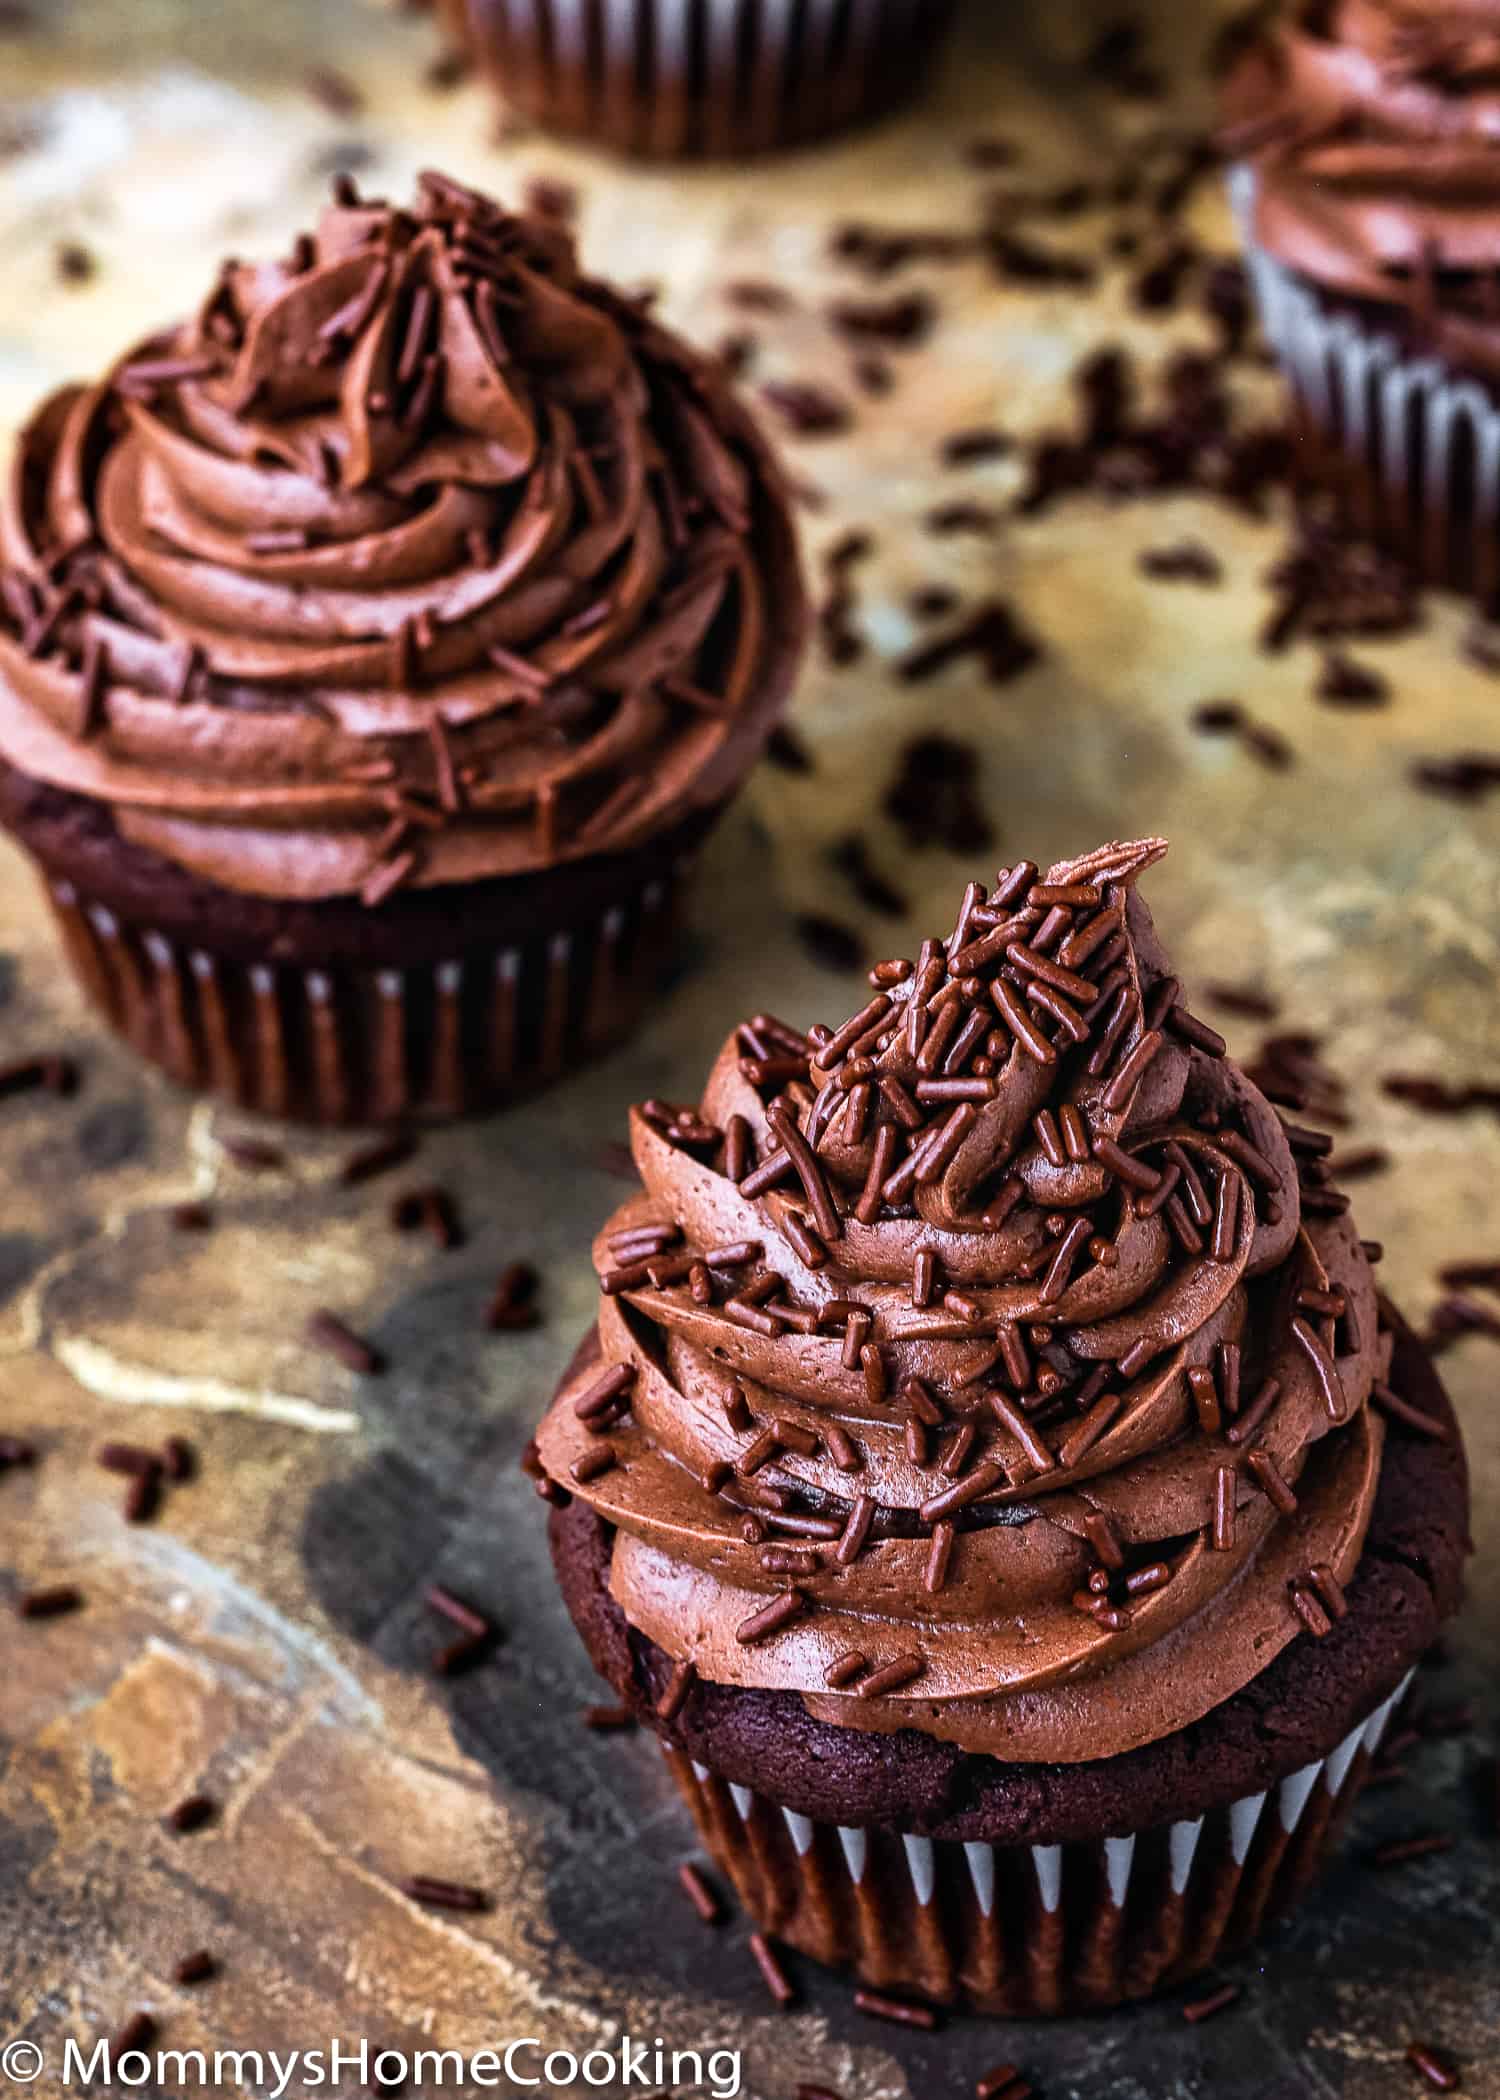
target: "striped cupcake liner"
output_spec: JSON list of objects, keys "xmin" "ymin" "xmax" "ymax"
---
[
  {"xmin": 1232, "ymin": 164, "xmax": 1500, "ymax": 603},
  {"xmin": 42, "ymin": 859, "xmax": 686, "ymax": 1126},
  {"xmin": 455, "ymin": 0, "xmax": 957, "ymax": 159},
  {"xmin": 663, "ymin": 1670, "xmax": 1413, "ymax": 2015}
]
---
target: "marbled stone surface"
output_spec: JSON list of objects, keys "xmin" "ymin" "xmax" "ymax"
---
[{"xmin": 0, "ymin": 3, "xmax": 1494, "ymax": 2096}]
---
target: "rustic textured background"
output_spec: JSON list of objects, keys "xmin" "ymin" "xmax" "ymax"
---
[{"xmin": 0, "ymin": 2, "xmax": 1495, "ymax": 2095}]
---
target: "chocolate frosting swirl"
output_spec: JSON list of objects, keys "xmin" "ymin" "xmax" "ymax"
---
[
  {"xmin": 1224, "ymin": 1, "xmax": 1500, "ymax": 371},
  {"xmin": 537, "ymin": 841, "xmax": 1390, "ymax": 1764},
  {"xmin": 0, "ymin": 172, "xmax": 804, "ymax": 902}
]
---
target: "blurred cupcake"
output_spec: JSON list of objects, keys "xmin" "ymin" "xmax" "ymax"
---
[
  {"xmin": 0, "ymin": 171, "xmax": 805, "ymax": 1125},
  {"xmin": 1222, "ymin": 1, "xmax": 1500, "ymax": 601},
  {"xmin": 535, "ymin": 838, "xmax": 1469, "ymax": 2015},
  {"xmin": 448, "ymin": 0, "xmax": 959, "ymax": 159}
]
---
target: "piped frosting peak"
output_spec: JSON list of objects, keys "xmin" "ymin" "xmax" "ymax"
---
[
  {"xmin": 538, "ymin": 842, "xmax": 1389, "ymax": 1763},
  {"xmin": 0, "ymin": 171, "xmax": 803, "ymax": 902}
]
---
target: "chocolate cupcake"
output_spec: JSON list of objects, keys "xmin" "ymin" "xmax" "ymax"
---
[
  {"xmin": 446, "ymin": 0, "xmax": 959, "ymax": 160},
  {"xmin": 0, "ymin": 172, "xmax": 805, "ymax": 1125},
  {"xmin": 535, "ymin": 839, "xmax": 1470, "ymax": 2015},
  {"xmin": 1222, "ymin": 2, "xmax": 1500, "ymax": 601}
]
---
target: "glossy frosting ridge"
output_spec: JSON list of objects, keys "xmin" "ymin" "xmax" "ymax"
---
[
  {"xmin": 537, "ymin": 842, "xmax": 1389, "ymax": 1763},
  {"xmin": 1224, "ymin": 1, "xmax": 1500, "ymax": 369},
  {"xmin": 0, "ymin": 172, "xmax": 803, "ymax": 901}
]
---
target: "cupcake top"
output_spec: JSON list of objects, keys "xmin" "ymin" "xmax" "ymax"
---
[
  {"xmin": 0, "ymin": 172, "xmax": 803, "ymax": 904},
  {"xmin": 1223, "ymin": 1, "xmax": 1500, "ymax": 364},
  {"xmin": 537, "ymin": 840, "xmax": 1391, "ymax": 1764}
]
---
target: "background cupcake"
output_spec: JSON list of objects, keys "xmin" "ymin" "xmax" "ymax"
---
[
  {"xmin": 1222, "ymin": 0, "xmax": 1500, "ymax": 603},
  {"xmin": 535, "ymin": 838, "xmax": 1470, "ymax": 2016},
  {"xmin": 0, "ymin": 170, "xmax": 805, "ymax": 1126},
  {"xmin": 443, "ymin": 0, "xmax": 961, "ymax": 160}
]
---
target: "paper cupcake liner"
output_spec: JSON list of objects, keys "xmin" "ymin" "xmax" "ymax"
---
[
  {"xmin": 1231, "ymin": 164, "xmax": 1500, "ymax": 602},
  {"xmin": 663, "ymin": 1668, "xmax": 1413, "ymax": 2015},
  {"xmin": 42, "ymin": 858, "xmax": 687, "ymax": 1126},
  {"xmin": 456, "ymin": 0, "xmax": 956, "ymax": 158}
]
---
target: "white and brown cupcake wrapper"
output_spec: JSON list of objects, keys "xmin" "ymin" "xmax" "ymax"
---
[
  {"xmin": 460, "ymin": 0, "xmax": 954, "ymax": 158},
  {"xmin": 44, "ymin": 861, "xmax": 687, "ymax": 1126},
  {"xmin": 664, "ymin": 1669, "xmax": 1413, "ymax": 2016},
  {"xmin": 1232, "ymin": 164, "xmax": 1500, "ymax": 602}
]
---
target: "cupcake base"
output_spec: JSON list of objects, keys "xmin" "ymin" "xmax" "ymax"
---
[
  {"xmin": 662, "ymin": 1675, "xmax": 1406, "ymax": 2015},
  {"xmin": 454, "ymin": 0, "xmax": 957, "ymax": 160},
  {"xmin": 547, "ymin": 1315, "xmax": 1469, "ymax": 2012},
  {"xmin": 0, "ymin": 764, "xmax": 714, "ymax": 1126},
  {"xmin": 1232, "ymin": 164, "xmax": 1500, "ymax": 606}
]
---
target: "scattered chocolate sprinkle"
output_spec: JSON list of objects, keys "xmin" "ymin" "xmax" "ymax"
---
[
  {"xmin": 174, "ymin": 1949, "xmax": 217, "ymax": 1986},
  {"xmin": 400, "ymin": 1875, "xmax": 488, "ymax": 1912},
  {"xmin": 830, "ymin": 291, "xmax": 937, "ymax": 347},
  {"xmin": 1317, "ymin": 652, "xmax": 1389, "ymax": 708},
  {"xmin": 165, "ymin": 1793, "xmax": 217, "ymax": 1834},
  {"xmin": 677, "ymin": 1861, "xmax": 724, "ymax": 1925},
  {"xmin": 112, "ymin": 2013, "xmax": 157, "ymax": 2058},
  {"xmin": 0, "ymin": 1052, "xmax": 78, "ymax": 1100},
  {"xmin": 17, "ymin": 1584, "xmax": 82, "ymax": 1620},
  {"xmin": 303, "ymin": 66, "xmax": 364, "ymax": 117},
  {"xmin": 1372, "ymin": 1833, "xmax": 1455, "ymax": 1870},
  {"xmin": 54, "ymin": 239, "xmax": 95, "ymax": 285},
  {"xmin": 1410, "ymin": 753, "xmax": 1500, "ymax": 804},
  {"xmin": 761, "ymin": 380, "xmax": 852, "ymax": 438},
  {"xmin": 583, "ymin": 1703, "xmax": 634, "ymax": 1732},
  {"xmin": 899, "ymin": 599, "xmax": 1042, "ymax": 687},
  {"xmin": 1140, "ymin": 539, "xmax": 1222, "ymax": 584},
  {"xmin": 485, "ymin": 1260, "xmax": 540, "ymax": 1331},
  {"xmin": 305, "ymin": 1308, "xmax": 385, "ymax": 1375},
  {"xmin": 220, "ymin": 1135, "xmax": 284, "ymax": 1171},
  {"xmin": 1183, "ymin": 1983, "xmax": 1242, "ymax": 2024},
  {"xmin": 161, "ymin": 1436, "xmax": 194, "ymax": 1486},
  {"xmin": 853, "ymin": 1989, "xmax": 939, "ymax": 2031},
  {"xmin": 1406, "ymin": 2042, "xmax": 1461, "ymax": 2093},
  {"xmin": 749, "ymin": 1932, "xmax": 797, "ymax": 2007},
  {"xmin": 794, "ymin": 913, "xmax": 865, "ymax": 973}
]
